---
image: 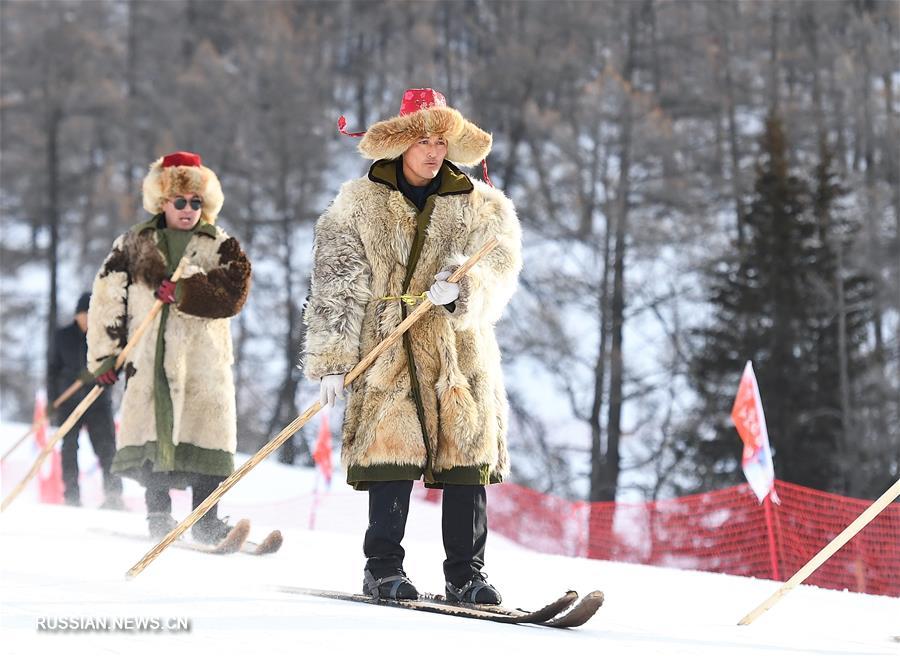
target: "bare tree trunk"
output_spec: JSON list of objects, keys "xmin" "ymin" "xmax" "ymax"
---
[
  {"xmin": 602, "ymin": 142, "xmax": 630, "ymax": 502},
  {"xmin": 526, "ymin": 136, "xmax": 559, "ymax": 226},
  {"xmin": 577, "ymin": 124, "xmax": 601, "ymax": 238},
  {"xmin": 123, "ymin": 0, "xmax": 138, "ymax": 223},
  {"xmin": 883, "ymin": 69, "xmax": 900, "ymax": 299},
  {"xmin": 589, "ymin": 188, "xmax": 614, "ymax": 502},
  {"xmin": 234, "ymin": 174, "xmax": 257, "ymax": 447},
  {"xmin": 44, "ymin": 109, "xmax": 60, "ymax": 395},
  {"xmin": 834, "ymin": 237, "xmax": 853, "ymax": 495},
  {"xmin": 268, "ymin": 154, "xmax": 300, "ymax": 462},
  {"xmin": 804, "ymin": 5, "xmax": 826, "ymax": 146},
  {"xmin": 597, "ymin": 6, "xmax": 637, "ymax": 503},
  {"xmin": 768, "ymin": 4, "xmax": 780, "ymax": 113},
  {"xmin": 829, "ymin": 62, "xmax": 848, "ymax": 173},
  {"xmin": 442, "ymin": 3, "xmax": 454, "ymax": 98},
  {"xmin": 860, "ymin": 31, "xmax": 886, "ymax": 369},
  {"xmin": 718, "ymin": 4, "xmax": 746, "ymax": 245},
  {"xmin": 857, "ymin": 24, "xmax": 892, "ymax": 476},
  {"xmin": 79, "ymin": 129, "xmax": 101, "ymax": 267},
  {"xmin": 646, "ymin": 0, "xmax": 661, "ymax": 93},
  {"xmin": 355, "ymin": 32, "xmax": 368, "ymax": 129},
  {"xmin": 183, "ymin": 0, "xmax": 198, "ymax": 61},
  {"xmin": 587, "ymin": 6, "xmax": 638, "ymax": 561}
]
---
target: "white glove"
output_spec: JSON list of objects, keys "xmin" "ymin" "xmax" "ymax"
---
[
  {"xmin": 425, "ymin": 270, "xmax": 459, "ymax": 305},
  {"xmin": 320, "ymin": 373, "xmax": 345, "ymax": 408}
]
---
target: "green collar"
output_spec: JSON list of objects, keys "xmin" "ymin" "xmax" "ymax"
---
[
  {"xmin": 132, "ymin": 214, "xmax": 217, "ymax": 238},
  {"xmin": 368, "ymin": 159, "xmax": 474, "ymax": 197}
]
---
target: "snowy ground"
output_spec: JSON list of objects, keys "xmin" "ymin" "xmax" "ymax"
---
[{"xmin": 1, "ymin": 422, "xmax": 898, "ymax": 655}]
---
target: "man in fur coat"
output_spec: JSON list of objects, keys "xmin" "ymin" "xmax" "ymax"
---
[
  {"xmin": 86, "ymin": 152, "xmax": 251, "ymax": 543},
  {"xmin": 303, "ymin": 89, "xmax": 522, "ymax": 603}
]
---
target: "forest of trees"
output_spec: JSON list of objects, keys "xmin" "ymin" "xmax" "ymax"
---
[{"xmin": 1, "ymin": 0, "xmax": 897, "ymax": 501}]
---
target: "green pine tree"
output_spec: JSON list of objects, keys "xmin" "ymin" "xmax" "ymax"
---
[
  {"xmin": 808, "ymin": 138, "xmax": 876, "ymax": 496},
  {"xmin": 686, "ymin": 114, "xmax": 852, "ymax": 492}
]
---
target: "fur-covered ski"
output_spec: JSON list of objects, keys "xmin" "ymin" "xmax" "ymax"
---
[
  {"xmin": 244, "ymin": 529, "xmax": 283, "ymax": 555},
  {"xmin": 168, "ymin": 518, "xmax": 251, "ymax": 554},
  {"xmin": 276, "ymin": 586, "xmax": 603, "ymax": 628},
  {"xmin": 91, "ymin": 520, "xmax": 282, "ymax": 556}
]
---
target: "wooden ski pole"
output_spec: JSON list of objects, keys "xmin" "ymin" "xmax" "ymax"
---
[
  {"xmin": 1, "ymin": 257, "xmax": 190, "ymax": 512},
  {"xmin": 1, "ymin": 421, "xmax": 43, "ymax": 463},
  {"xmin": 125, "ymin": 236, "xmax": 501, "ymax": 579},
  {"xmin": 0, "ymin": 380, "xmax": 93, "ymax": 464},
  {"xmin": 738, "ymin": 476, "xmax": 900, "ymax": 625}
]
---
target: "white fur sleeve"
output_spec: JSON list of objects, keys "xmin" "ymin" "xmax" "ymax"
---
[
  {"xmin": 86, "ymin": 234, "xmax": 130, "ymax": 370},
  {"xmin": 302, "ymin": 198, "xmax": 372, "ymax": 381},
  {"xmin": 440, "ymin": 186, "xmax": 522, "ymax": 331}
]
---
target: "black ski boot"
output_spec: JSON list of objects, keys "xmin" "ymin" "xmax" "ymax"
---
[
  {"xmin": 445, "ymin": 571, "xmax": 502, "ymax": 605},
  {"xmin": 363, "ymin": 569, "xmax": 419, "ymax": 601},
  {"xmin": 192, "ymin": 515, "xmax": 236, "ymax": 545},
  {"xmin": 99, "ymin": 492, "xmax": 125, "ymax": 511},
  {"xmin": 147, "ymin": 512, "xmax": 177, "ymax": 540}
]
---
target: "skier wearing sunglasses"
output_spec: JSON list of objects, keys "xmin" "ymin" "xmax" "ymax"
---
[{"xmin": 85, "ymin": 151, "xmax": 252, "ymax": 544}]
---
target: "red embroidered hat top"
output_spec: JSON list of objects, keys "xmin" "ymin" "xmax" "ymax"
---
[
  {"xmin": 398, "ymin": 89, "xmax": 447, "ymax": 116},
  {"xmin": 162, "ymin": 151, "xmax": 202, "ymax": 168}
]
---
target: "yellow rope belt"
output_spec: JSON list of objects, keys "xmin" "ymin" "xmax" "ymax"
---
[{"xmin": 380, "ymin": 292, "xmax": 428, "ymax": 306}]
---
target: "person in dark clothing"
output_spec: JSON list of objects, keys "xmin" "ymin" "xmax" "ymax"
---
[{"xmin": 48, "ymin": 292, "xmax": 123, "ymax": 508}]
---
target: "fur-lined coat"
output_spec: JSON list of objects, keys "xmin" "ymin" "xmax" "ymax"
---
[
  {"xmin": 303, "ymin": 161, "xmax": 521, "ymax": 487},
  {"xmin": 87, "ymin": 216, "xmax": 251, "ymax": 480}
]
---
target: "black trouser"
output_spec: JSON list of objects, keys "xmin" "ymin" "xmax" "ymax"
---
[
  {"xmin": 363, "ymin": 480, "xmax": 487, "ymax": 586},
  {"xmin": 144, "ymin": 472, "xmax": 224, "ymax": 524},
  {"xmin": 441, "ymin": 483, "xmax": 488, "ymax": 588},
  {"xmin": 58, "ymin": 401, "xmax": 121, "ymax": 504},
  {"xmin": 363, "ymin": 480, "xmax": 413, "ymax": 578}
]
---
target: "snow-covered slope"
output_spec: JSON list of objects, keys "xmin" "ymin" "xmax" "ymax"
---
[{"xmin": 1, "ymin": 423, "xmax": 897, "ymax": 655}]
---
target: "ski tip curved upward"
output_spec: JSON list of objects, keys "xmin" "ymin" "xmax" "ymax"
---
[
  {"xmin": 542, "ymin": 589, "xmax": 604, "ymax": 628},
  {"xmin": 210, "ymin": 518, "xmax": 251, "ymax": 554},
  {"xmin": 247, "ymin": 529, "xmax": 283, "ymax": 555}
]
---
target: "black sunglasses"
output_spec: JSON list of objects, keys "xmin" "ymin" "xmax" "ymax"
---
[{"xmin": 173, "ymin": 197, "xmax": 202, "ymax": 211}]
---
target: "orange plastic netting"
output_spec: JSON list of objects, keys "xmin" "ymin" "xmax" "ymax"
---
[{"xmin": 427, "ymin": 480, "xmax": 900, "ymax": 597}]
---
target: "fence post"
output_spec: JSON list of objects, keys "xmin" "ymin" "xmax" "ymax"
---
[{"xmin": 763, "ymin": 494, "xmax": 780, "ymax": 580}]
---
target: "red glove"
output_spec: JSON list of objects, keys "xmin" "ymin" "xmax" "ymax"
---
[
  {"xmin": 96, "ymin": 369, "xmax": 118, "ymax": 387},
  {"xmin": 155, "ymin": 278, "xmax": 177, "ymax": 304}
]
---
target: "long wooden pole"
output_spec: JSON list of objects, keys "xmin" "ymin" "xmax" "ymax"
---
[
  {"xmin": 0, "ymin": 379, "xmax": 91, "ymax": 464},
  {"xmin": 125, "ymin": 237, "xmax": 501, "ymax": 579},
  {"xmin": 1, "ymin": 422, "xmax": 42, "ymax": 463},
  {"xmin": 738, "ymin": 476, "xmax": 900, "ymax": 625},
  {"xmin": 1, "ymin": 258, "xmax": 189, "ymax": 511}
]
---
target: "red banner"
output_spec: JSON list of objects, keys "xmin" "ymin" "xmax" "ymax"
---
[{"xmin": 731, "ymin": 361, "xmax": 778, "ymax": 503}]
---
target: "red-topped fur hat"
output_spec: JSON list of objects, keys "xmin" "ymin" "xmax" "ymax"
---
[
  {"xmin": 142, "ymin": 151, "xmax": 224, "ymax": 223},
  {"xmin": 342, "ymin": 89, "xmax": 492, "ymax": 167}
]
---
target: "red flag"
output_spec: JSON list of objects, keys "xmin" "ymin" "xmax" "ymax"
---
[
  {"xmin": 313, "ymin": 413, "xmax": 333, "ymax": 486},
  {"xmin": 33, "ymin": 390, "xmax": 63, "ymax": 504},
  {"xmin": 731, "ymin": 361, "xmax": 779, "ymax": 504}
]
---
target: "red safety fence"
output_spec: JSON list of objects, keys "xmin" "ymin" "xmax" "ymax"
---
[{"xmin": 425, "ymin": 479, "xmax": 900, "ymax": 597}]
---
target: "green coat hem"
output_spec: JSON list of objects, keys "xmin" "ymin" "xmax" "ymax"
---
[
  {"xmin": 111, "ymin": 442, "xmax": 234, "ymax": 480},
  {"xmin": 347, "ymin": 463, "xmax": 501, "ymax": 490}
]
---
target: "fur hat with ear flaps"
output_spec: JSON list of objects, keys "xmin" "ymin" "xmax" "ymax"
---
[
  {"xmin": 141, "ymin": 151, "xmax": 225, "ymax": 223},
  {"xmin": 351, "ymin": 89, "xmax": 492, "ymax": 167}
]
